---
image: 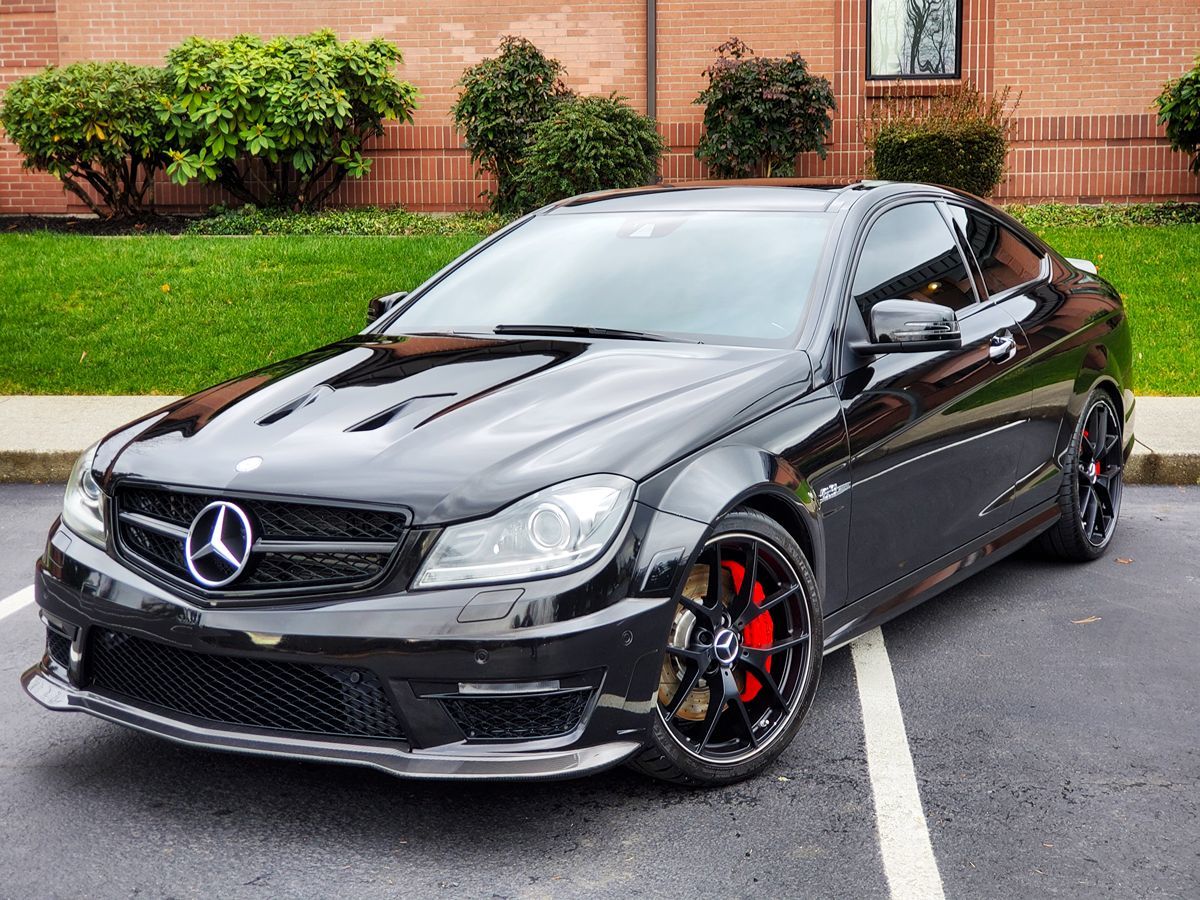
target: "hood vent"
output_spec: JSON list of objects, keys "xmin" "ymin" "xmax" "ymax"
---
[
  {"xmin": 257, "ymin": 384, "xmax": 335, "ymax": 426},
  {"xmin": 345, "ymin": 394, "xmax": 455, "ymax": 433}
]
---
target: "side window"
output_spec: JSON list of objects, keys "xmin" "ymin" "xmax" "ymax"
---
[
  {"xmin": 852, "ymin": 203, "xmax": 977, "ymax": 323},
  {"xmin": 949, "ymin": 206, "xmax": 1044, "ymax": 298}
]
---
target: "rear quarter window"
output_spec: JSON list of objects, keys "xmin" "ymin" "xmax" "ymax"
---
[{"xmin": 950, "ymin": 206, "xmax": 1044, "ymax": 297}]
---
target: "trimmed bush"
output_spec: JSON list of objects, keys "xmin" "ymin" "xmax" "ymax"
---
[
  {"xmin": 864, "ymin": 84, "xmax": 1016, "ymax": 197},
  {"xmin": 0, "ymin": 62, "xmax": 170, "ymax": 217},
  {"xmin": 161, "ymin": 30, "xmax": 418, "ymax": 210},
  {"xmin": 512, "ymin": 95, "xmax": 665, "ymax": 211},
  {"xmin": 695, "ymin": 37, "xmax": 835, "ymax": 178},
  {"xmin": 1005, "ymin": 201, "xmax": 1200, "ymax": 229},
  {"xmin": 452, "ymin": 36, "xmax": 574, "ymax": 214},
  {"xmin": 187, "ymin": 206, "xmax": 507, "ymax": 236},
  {"xmin": 1155, "ymin": 55, "xmax": 1200, "ymax": 175}
]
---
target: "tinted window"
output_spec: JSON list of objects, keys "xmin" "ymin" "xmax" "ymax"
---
[
  {"xmin": 392, "ymin": 211, "xmax": 833, "ymax": 344},
  {"xmin": 949, "ymin": 206, "xmax": 1044, "ymax": 297},
  {"xmin": 852, "ymin": 203, "xmax": 976, "ymax": 319}
]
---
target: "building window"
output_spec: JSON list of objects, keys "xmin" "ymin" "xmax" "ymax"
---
[{"xmin": 867, "ymin": 0, "xmax": 962, "ymax": 79}]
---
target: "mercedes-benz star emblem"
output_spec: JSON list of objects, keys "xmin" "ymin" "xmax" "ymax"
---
[
  {"xmin": 712, "ymin": 628, "xmax": 740, "ymax": 667},
  {"xmin": 184, "ymin": 501, "xmax": 254, "ymax": 587}
]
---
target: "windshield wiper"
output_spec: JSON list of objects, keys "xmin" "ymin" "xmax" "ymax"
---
[{"xmin": 491, "ymin": 324, "xmax": 680, "ymax": 342}]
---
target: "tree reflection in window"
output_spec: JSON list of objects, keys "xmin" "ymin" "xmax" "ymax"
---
[{"xmin": 868, "ymin": 0, "xmax": 961, "ymax": 79}]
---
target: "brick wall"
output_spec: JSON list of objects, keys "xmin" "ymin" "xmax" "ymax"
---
[{"xmin": 1, "ymin": 0, "xmax": 1197, "ymax": 213}]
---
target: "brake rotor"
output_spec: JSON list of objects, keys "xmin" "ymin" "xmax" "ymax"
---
[{"xmin": 658, "ymin": 560, "xmax": 774, "ymax": 721}]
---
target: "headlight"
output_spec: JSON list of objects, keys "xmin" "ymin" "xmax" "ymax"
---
[
  {"xmin": 414, "ymin": 474, "xmax": 635, "ymax": 588},
  {"xmin": 62, "ymin": 441, "xmax": 106, "ymax": 548}
]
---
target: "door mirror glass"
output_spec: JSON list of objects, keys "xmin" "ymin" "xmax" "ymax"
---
[
  {"xmin": 367, "ymin": 291, "xmax": 408, "ymax": 326},
  {"xmin": 860, "ymin": 298, "xmax": 962, "ymax": 353}
]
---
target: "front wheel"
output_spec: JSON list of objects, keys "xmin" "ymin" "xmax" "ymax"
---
[{"xmin": 630, "ymin": 508, "xmax": 822, "ymax": 786}]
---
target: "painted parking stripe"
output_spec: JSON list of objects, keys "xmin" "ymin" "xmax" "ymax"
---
[
  {"xmin": 0, "ymin": 585, "xmax": 35, "ymax": 622},
  {"xmin": 851, "ymin": 627, "xmax": 945, "ymax": 900}
]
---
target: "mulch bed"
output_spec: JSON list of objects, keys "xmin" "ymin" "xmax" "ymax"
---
[{"xmin": 0, "ymin": 214, "xmax": 197, "ymax": 235}]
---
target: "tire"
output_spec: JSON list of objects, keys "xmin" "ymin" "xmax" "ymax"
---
[
  {"xmin": 629, "ymin": 508, "xmax": 823, "ymax": 786},
  {"xmin": 1037, "ymin": 389, "xmax": 1125, "ymax": 561}
]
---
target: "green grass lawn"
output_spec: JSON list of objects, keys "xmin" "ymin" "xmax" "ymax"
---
[
  {"xmin": 1036, "ymin": 225, "xmax": 1200, "ymax": 396},
  {"xmin": 0, "ymin": 233, "xmax": 480, "ymax": 395},
  {"xmin": 0, "ymin": 225, "xmax": 1197, "ymax": 396}
]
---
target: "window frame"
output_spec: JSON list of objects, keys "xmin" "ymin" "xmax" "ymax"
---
[
  {"xmin": 943, "ymin": 201, "xmax": 1050, "ymax": 311},
  {"xmin": 865, "ymin": 0, "xmax": 964, "ymax": 82}
]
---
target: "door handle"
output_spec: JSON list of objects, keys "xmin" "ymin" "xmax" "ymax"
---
[{"xmin": 988, "ymin": 331, "xmax": 1017, "ymax": 363}]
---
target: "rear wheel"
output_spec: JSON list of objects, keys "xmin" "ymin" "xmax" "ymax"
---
[
  {"xmin": 1038, "ymin": 390, "xmax": 1124, "ymax": 561},
  {"xmin": 630, "ymin": 509, "xmax": 822, "ymax": 786}
]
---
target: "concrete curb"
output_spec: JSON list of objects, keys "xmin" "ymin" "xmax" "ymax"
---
[
  {"xmin": 1124, "ymin": 452, "xmax": 1200, "ymax": 486},
  {"xmin": 0, "ymin": 451, "xmax": 77, "ymax": 485}
]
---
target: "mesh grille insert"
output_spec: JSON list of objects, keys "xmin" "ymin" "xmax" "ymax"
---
[
  {"xmin": 46, "ymin": 628, "xmax": 71, "ymax": 668},
  {"xmin": 442, "ymin": 690, "xmax": 591, "ymax": 741},
  {"xmin": 88, "ymin": 628, "xmax": 405, "ymax": 741}
]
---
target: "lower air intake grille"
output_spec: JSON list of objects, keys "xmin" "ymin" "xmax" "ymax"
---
[
  {"xmin": 88, "ymin": 628, "xmax": 404, "ymax": 741},
  {"xmin": 442, "ymin": 689, "xmax": 591, "ymax": 741},
  {"xmin": 46, "ymin": 628, "xmax": 71, "ymax": 668}
]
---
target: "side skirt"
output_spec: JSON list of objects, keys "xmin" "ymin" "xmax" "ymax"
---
[{"xmin": 821, "ymin": 501, "xmax": 1060, "ymax": 654}]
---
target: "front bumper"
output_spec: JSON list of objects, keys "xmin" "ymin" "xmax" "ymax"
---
[
  {"xmin": 21, "ymin": 668, "xmax": 641, "ymax": 780},
  {"xmin": 23, "ymin": 503, "xmax": 706, "ymax": 780}
]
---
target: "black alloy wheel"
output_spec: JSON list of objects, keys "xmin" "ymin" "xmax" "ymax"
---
[
  {"xmin": 631, "ymin": 509, "xmax": 822, "ymax": 785},
  {"xmin": 1077, "ymin": 396, "xmax": 1124, "ymax": 547},
  {"xmin": 1039, "ymin": 390, "xmax": 1125, "ymax": 561}
]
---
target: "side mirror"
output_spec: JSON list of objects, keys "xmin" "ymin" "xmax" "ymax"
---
[
  {"xmin": 366, "ymin": 291, "xmax": 408, "ymax": 326},
  {"xmin": 853, "ymin": 299, "xmax": 962, "ymax": 354}
]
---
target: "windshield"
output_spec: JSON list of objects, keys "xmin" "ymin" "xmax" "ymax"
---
[{"xmin": 390, "ymin": 210, "xmax": 833, "ymax": 344}]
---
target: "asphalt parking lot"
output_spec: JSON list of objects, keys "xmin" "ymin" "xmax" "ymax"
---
[{"xmin": 1, "ymin": 484, "xmax": 1197, "ymax": 899}]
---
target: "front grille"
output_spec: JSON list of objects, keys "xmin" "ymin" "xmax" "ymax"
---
[
  {"xmin": 46, "ymin": 628, "xmax": 71, "ymax": 668},
  {"xmin": 88, "ymin": 628, "xmax": 405, "ymax": 741},
  {"xmin": 442, "ymin": 689, "xmax": 592, "ymax": 741},
  {"xmin": 113, "ymin": 483, "xmax": 409, "ymax": 596}
]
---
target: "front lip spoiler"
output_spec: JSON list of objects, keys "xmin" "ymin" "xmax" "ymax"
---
[{"xmin": 21, "ymin": 666, "xmax": 640, "ymax": 782}]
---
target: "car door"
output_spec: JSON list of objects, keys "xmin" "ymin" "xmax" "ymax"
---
[
  {"xmin": 837, "ymin": 200, "xmax": 1033, "ymax": 604},
  {"xmin": 945, "ymin": 202, "xmax": 1062, "ymax": 517}
]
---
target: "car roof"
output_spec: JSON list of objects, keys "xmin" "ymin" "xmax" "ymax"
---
[{"xmin": 544, "ymin": 179, "xmax": 965, "ymax": 214}]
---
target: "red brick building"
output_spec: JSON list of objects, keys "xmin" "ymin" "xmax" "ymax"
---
[{"xmin": 2, "ymin": 0, "xmax": 1198, "ymax": 214}]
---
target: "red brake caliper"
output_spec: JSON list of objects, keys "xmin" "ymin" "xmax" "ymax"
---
[{"xmin": 721, "ymin": 561, "xmax": 773, "ymax": 702}]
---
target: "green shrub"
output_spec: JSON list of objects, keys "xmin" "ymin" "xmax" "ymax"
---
[
  {"xmin": 1155, "ymin": 55, "xmax": 1200, "ymax": 175},
  {"xmin": 694, "ymin": 38, "xmax": 835, "ymax": 178},
  {"xmin": 865, "ymin": 84, "xmax": 1016, "ymax": 197},
  {"xmin": 160, "ymin": 30, "xmax": 418, "ymax": 210},
  {"xmin": 452, "ymin": 36, "xmax": 574, "ymax": 214},
  {"xmin": 0, "ymin": 62, "xmax": 169, "ymax": 217},
  {"xmin": 512, "ymin": 95, "xmax": 665, "ymax": 211},
  {"xmin": 187, "ymin": 205, "xmax": 508, "ymax": 236}
]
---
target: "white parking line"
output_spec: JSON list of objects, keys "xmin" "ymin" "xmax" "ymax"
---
[
  {"xmin": 851, "ymin": 627, "xmax": 945, "ymax": 900},
  {"xmin": 0, "ymin": 585, "xmax": 35, "ymax": 622}
]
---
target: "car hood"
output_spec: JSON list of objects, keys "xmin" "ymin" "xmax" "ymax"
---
[{"xmin": 97, "ymin": 334, "xmax": 812, "ymax": 523}]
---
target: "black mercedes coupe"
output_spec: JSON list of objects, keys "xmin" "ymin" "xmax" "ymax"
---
[{"xmin": 24, "ymin": 181, "xmax": 1134, "ymax": 785}]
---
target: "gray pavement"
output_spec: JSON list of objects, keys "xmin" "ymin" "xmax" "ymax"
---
[
  {"xmin": 1, "ymin": 394, "xmax": 1197, "ymax": 484},
  {"xmin": 1, "ymin": 485, "xmax": 1197, "ymax": 898}
]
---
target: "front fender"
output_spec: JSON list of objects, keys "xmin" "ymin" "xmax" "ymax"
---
[{"xmin": 635, "ymin": 385, "xmax": 852, "ymax": 613}]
